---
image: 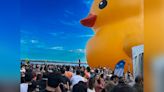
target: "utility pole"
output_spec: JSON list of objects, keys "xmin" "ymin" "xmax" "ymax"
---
[{"xmin": 78, "ymin": 59, "xmax": 81, "ymax": 67}]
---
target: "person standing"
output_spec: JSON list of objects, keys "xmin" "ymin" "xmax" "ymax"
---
[
  {"xmin": 70, "ymin": 69, "xmax": 84, "ymax": 87},
  {"xmin": 44, "ymin": 72, "xmax": 62, "ymax": 92},
  {"xmin": 87, "ymin": 78, "xmax": 96, "ymax": 92},
  {"xmin": 65, "ymin": 66, "xmax": 73, "ymax": 80},
  {"xmin": 95, "ymin": 75, "xmax": 105, "ymax": 92},
  {"xmin": 60, "ymin": 68, "xmax": 71, "ymax": 92}
]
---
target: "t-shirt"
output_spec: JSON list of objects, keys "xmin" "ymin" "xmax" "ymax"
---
[
  {"xmin": 83, "ymin": 77, "xmax": 88, "ymax": 83},
  {"xmin": 128, "ymin": 81, "xmax": 135, "ymax": 87},
  {"xmin": 95, "ymin": 83, "xmax": 104, "ymax": 92},
  {"xmin": 70, "ymin": 75, "xmax": 84, "ymax": 86},
  {"xmin": 65, "ymin": 71, "xmax": 73, "ymax": 79},
  {"xmin": 60, "ymin": 75, "xmax": 71, "ymax": 92},
  {"xmin": 85, "ymin": 71, "xmax": 90, "ymax": 79},
  {"xmin": 87, "ymin": 88, "xmax": 96, "ymax": 92},
  {"xmin": 61, "ymin": 75, "xmax": 71, "ymax": 85},
  {"xmin": 20, "ymin": 83, "xmax": 28, "ymax": 92},
  {"xmin": 28, "ymin": 80, "xmax": 37, "ymax": 92}
]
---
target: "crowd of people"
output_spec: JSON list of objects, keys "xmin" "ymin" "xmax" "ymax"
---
[{"xmin": 20, "ymin": 63, "xmax": 143, "ymax": 92}]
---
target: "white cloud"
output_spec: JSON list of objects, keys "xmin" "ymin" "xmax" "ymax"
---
[
  {"xmin": 49, "ymin": 46, "xmax": 64, "ymax": 50},
  {"xmin": 77, "ymin": 49, "xmax": 86, "ymax": 53},
  {"xmin": 30, "ymin": 40, "xmax": 39, "ymax": 44},
  {"xmin": 63, "ymin": 10, "xmax": 74, "ymax": 18},
  {"xmin": 69, "ymin": 49, "xmax": 86, "ymax": 53},
  {"xmin": 20, "ymin": 40, "xmax": 26, "ymax": 44},
  {"xmin": 78, "ymin": 34, "xmax": 94, "ymax": 38},
  {"xmin": 49, "ymin": 32, "xmax": 65, "ymax": 37},
  {"xmin": 65, "ymin": 10, "xmax": 74, "ymax": 15}
]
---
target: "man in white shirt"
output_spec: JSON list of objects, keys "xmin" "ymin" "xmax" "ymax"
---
[
  {"xmin": 70, "ymin": 69, "xmax": 84, "ymax": 86},
  {"xmin": 20, "ymin": 83, "xmax": 28, "ymax": 92}
]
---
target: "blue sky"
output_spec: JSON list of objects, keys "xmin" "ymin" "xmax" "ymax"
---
[
  {"xmin": 0, "ymin": 0, "xmax": 20, "ymax": 80},
  {"xmin": 21, "ymin": 0, "xmax": 94, "ymax": 62}
]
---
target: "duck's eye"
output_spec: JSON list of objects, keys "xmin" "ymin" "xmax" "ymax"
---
[{"xmin": 99, "ymin": 0, "xmax": 108, "ymax": 9}]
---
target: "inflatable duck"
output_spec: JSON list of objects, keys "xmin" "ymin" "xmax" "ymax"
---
[{"xmin": 80, "ymin": 0, "xmax": 143, "ymax": 72}]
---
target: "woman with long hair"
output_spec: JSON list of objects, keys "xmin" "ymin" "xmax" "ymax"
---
[{"xmin": 87, "ymin": 78, "xmax": 96, "ymax": 92}]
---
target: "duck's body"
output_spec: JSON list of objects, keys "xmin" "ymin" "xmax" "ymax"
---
[
  {"xmin": 86, "ymin": 16, "xmax": 143, "ymax": 70},
  {"xmin": 81, "ymin": 0, "xmax": 143, "ymax": 71}
]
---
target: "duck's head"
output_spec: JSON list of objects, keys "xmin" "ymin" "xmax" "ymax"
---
[{"xmin": 80, "ymin": 0, "xmax": 142, "ymax": 31}]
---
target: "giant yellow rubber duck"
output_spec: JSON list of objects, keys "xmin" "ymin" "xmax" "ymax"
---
[{"xmin": 80, "ymin": 0, "xmax": 144, "ymax": 72}]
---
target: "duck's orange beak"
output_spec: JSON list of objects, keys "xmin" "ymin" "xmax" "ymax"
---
[{"xmin": 80, "ymin": 13, "xmax": 97, "ymax": 27}]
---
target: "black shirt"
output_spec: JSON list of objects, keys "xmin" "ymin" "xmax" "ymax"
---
[{"xmin": 60, "ymin": 75, "xmax": 71, "ymax": 92}]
